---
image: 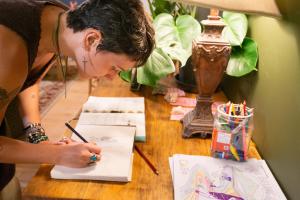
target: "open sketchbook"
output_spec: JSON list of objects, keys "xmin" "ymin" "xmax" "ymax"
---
[
  {"xmin": 78, "ymin": 96, "xmax": 146, "ymax": 141},
  {"xmin": 169, "ymin": 154, "xmax": 286, "ymax": 200},
  {"xmin": 51, "ymin": 125, "xmax": 135, "ymax": 182}
]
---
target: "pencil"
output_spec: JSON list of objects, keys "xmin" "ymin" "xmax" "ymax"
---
[
  {"xmin": 134, "ymin": 145, "xmax": 159, "ymax": 175},
  {"xmin": 65, "ymin": 122, "xmax": 88, "ymax": 143}
]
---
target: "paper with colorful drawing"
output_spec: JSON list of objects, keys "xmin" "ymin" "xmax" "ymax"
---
[{"xmin": 169, "ymin": 154, "xmax": 286, "ymax": 200}]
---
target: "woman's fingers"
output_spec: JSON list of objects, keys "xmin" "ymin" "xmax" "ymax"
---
[
  {"xmin": 57, "ymin": 137, "xmax": 75, "ymax": 144},
  {"xmin": 85, "ymin": 143, "xmax": 101, "ymax": 155},
  {"xmin": 56, "ymin": 142, "xmax": 102, "ymax": 168},
  {"xmin": 87, "ymin": 153, "xmax": 102, "ymax": 165}
]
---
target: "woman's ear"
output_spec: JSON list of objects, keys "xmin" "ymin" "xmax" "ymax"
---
[{"xmin": 83, "ymin": 29, "xmax": 102, "ymax": 51}]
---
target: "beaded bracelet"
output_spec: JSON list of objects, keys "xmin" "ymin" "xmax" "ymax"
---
[{"xmin": 24, "ymin": 123, "xmax": 49, "ymax": 144}]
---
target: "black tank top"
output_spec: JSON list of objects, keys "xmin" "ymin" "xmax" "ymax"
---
[{"xmin": 0, "ymin": 0, "xmax": 68, "ymax": 191}]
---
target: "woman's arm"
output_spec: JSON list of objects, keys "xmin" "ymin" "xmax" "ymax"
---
[
  {"xmin": 0, "ymin": 26, "xmax": 101, "ymax": 167},
  {"xmin": 18, "ymin": 55, "xmax": 56, "ymax": 127},
  {"xmin": 18, "ymin": 82, "xmax": 41, "ymax": 126},
  {"xmin": 0, "ymin": 136, "xmax": 101, "ymax": 167}
]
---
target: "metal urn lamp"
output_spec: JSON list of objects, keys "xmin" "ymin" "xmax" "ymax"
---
[{"xmin": 182, "ymin": 9, "xmax": 231, "ymax": 138}]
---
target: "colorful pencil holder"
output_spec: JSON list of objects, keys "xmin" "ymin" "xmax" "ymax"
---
[{"xmin": 211, "ymin": 103, "xmax": 254, "ymax": 161}]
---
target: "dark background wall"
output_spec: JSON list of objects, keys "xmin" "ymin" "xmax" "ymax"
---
[{"xmin": 221, "ymin": 1, "xmax": 300, "ymax": 199}]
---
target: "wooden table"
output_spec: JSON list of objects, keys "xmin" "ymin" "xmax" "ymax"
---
[{"xmin": 23, "ymin": 78, "xmax": 261, "ymax": 200}]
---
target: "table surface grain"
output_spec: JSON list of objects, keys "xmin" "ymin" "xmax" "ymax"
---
[{"xmin": 23, "ymin": 78, "xmax": 261, "ymax": 200}]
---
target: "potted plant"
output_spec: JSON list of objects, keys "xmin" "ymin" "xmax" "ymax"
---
[{"xmin": 120, "ymin": 1, "xmax": 201, "ymax": 89}]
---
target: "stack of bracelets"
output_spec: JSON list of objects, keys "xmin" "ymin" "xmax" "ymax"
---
[{"xmin": 24, "ymin": 123, "xmax": 49, "ymax": 144}]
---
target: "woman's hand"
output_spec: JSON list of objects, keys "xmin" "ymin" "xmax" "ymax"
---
[
  {"xmin": 49, "ymin": 137, "xmax": 74, "ymax": 145},
  {"xmin": 39, "ymin": 137, "xmax": 72, "ymax": 145},
  {"xmin": 55, "ymin": 141, "xmax": 101, "ymax": 168}
]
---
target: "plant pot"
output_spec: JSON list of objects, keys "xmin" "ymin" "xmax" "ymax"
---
[
  {"xmin": 130, "ymin": 68, "xmax": 141, "ymax": 91},
  {"xmin": 175, "ymin": 56, "xmax": 198, "ymax": 93}
]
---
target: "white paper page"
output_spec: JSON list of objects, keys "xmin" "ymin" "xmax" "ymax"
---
[
  {"xmin": 169, "ymin": 156, "xmax": 176, "ymax": 199},
  {"xmin": 172, "ymin": 154, "xmax": 286, "ymax": 200},
  {"xmin": 82, "ymin": 96, "xmax": 145, "ymax": 113},
  {"xmin": 259, "ymin": 160, "xmax": 287, "ymax": 200},
  {"xmin": 127, "ymin": 154, "xmax": 134, "ymax": 182},
  {"xmin": 51, "ymin": 125, "xmax": 135, "ymax": 182},
  {"xmin": 78, "ymin": 112, "xmax": 145, "ymax": 141}
]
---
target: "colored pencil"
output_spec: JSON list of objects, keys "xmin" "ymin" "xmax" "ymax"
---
[{"xmin": 134, "ymin": 145, "xmax": 159, "ymax": 175}]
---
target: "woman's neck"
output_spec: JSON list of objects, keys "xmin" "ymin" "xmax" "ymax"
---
[
  {"xmin": 39, "ymin": 6, "xmax": 75, "ymax": 58},
  {"xmin": 56, "ymin": 12, "xmax": 75, "ymax": 58}
]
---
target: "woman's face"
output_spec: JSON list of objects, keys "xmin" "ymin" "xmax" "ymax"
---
[
  {"xmin": 75, "ymin": 50, "xmax": 136, "ymax": 79},
  {"xmin": 72, "ymin": 30, "xmax": 136, "ymax": 79}
]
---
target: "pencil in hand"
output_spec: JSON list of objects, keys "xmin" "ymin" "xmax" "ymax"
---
[{"xmin": 65, "ymin": 122, "xmax": 88, "ymax": 143}]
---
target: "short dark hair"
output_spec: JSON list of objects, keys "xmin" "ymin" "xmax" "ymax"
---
[{"xmin": 66, "ymin": 0, "xmax": 155, "ymax": 66}]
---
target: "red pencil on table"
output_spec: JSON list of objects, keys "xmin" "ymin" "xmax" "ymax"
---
[{"xmin": 134, "ymin": 145, "xmax": 159, "ymax": 175}]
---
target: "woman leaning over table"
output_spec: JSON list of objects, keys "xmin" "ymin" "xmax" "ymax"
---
[{"xmin": 0, "ymin": 0, "xmax": 155, "ymax": 197}]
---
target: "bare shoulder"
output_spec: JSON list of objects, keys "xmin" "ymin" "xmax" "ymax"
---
[
  {"xmin": 0, "ymin": 25, "xmax": 28, "ymax": 83},
  {"xmin": 0, "ymin": 25, "xmax": 28, "ymax": 117}
]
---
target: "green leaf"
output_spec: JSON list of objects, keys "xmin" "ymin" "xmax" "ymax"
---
[
  {"xmin": 154, "ymin": 14, "xmax": 201, "ymax": 51},
  {"xmin": 154, "ymin": 13, "xmax": 178, "ymax": 48},
  {"xmin": 137, "ymin": 48, "xmax": 175, "ymax": 87},
  {"xmin": 226, "ymin": 38, "xmax": 258, "ymax": 77},
  {"xmin": 161, "ymin": 41, "xmax": 190, "ymax": 66},
  {"xmin": 222, "ymin": 12, "xmax": 248, "ymax": 46},
  {"xmin": 152, "ymin": 0, "xmax": 176, "ymax": 17},
  {"xmin": 119, "ymin": 70, "xmax": 132, "ymax": 82},
  {"xmin": 154, "ymin": 13, "xmax": 201, "ymax": 65},
  {"xmin": 176, "ymin": 15, "xmax": 201, "ymax": 52}
]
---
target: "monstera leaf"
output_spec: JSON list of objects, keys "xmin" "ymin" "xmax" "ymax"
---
[
  {"xmin": 137, "ymin": 48, "xmax": 175, "ymax": 86},
  {"xmin": 119, "ymin": 70, "xmax": 132, "ymax": 82},
  {"xmin": 176, "ymin": 15, "xmax": 201, "ymax": 51},
  {"xmin": 221, "ymin": 12, "xmax": 258, "ymax": 76},
  {"xmin": 154, "ymin": 13, "xmax": 201, "ymax": 57},
  {"xmin": 226, "ymin": 37, "xmax": 258, "ymax": 77},
  {"xmin": 161, "ymin": 41, "xmax": 190, "ymax": 66},
  {"xmin": 222, "ymin": 12, "xmax": 248, "ymax": 46},
  {"xmin": 154, "ymin": 13, "xmax": 178, "ymax": 47},
  {"xmin": 120, "ymin": 48, "xmax": 175, "ymax": 87}
]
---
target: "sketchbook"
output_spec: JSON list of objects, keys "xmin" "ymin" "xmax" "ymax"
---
[
  {"xmin": 78, "ymin": 96, "xmax": 146, "ymax": 141},
  {"xmin": 169, "ymin": 154, "xmax": 286, "ymax": 200},
  {"xmin": 51, "ymin": 125, "xmax": 135, "ymax": 182}
]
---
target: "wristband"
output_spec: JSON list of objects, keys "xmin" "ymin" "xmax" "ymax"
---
[{"xmin": 24, "ymin": 123, "xmax": 49, "ymax": 144}]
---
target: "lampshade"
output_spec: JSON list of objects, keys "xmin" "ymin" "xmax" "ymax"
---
[{"xmin": 171, "ymin": 0, "xmax": 281, "ymax": 17}]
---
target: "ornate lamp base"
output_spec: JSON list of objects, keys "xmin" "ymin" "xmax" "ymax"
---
[
  {"xmin": 181, "ymin": 9, "xmax": 231, "ymax": 138},
  {"xmin": 182, "ymin": 96, "xmax": 214, "ymax": 138}
]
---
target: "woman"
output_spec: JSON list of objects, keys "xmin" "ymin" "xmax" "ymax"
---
[{"xmin": 0, "ymin": 0, "xmax": 154, "ymax": 194}]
